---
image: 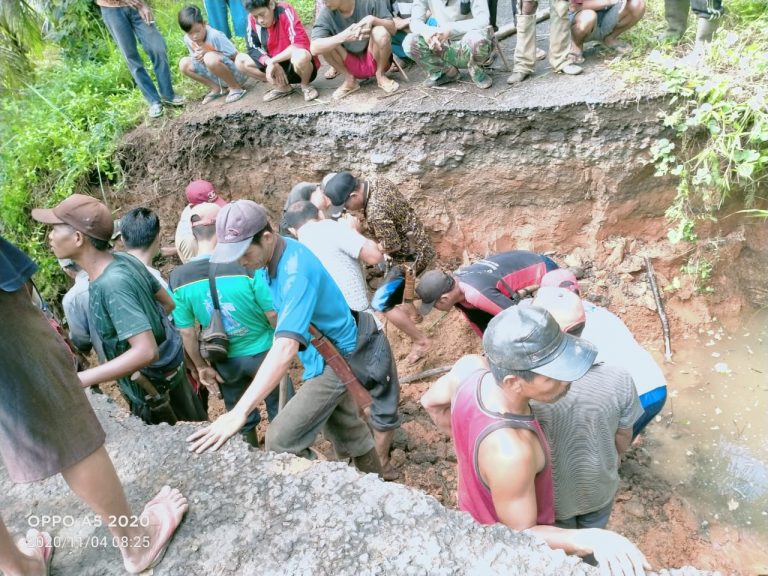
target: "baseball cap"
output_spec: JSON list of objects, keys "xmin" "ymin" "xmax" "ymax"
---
[
  {"xmin": 483, "ymin": 306, "xmax": 596, "ymax": 382},
  {"xmin": 320, "ymin": 172, "xmax": 337, "ymax": 191},
  {"xmin": 540, "ymin": 269, "xmax": 581, "ymax": 295},
  {"xmin": 532, "ymin": 287, "xmax": 586, "ymax": 334},
  {"xmin": 190, "ymin": 202, "xmax": 221, "ymax": 227},
  {"xmin": 185, "ymin": 180, "xmax": 226, "ymax": 207},
  {"xmin": 31, "ymin": 194, "xmax": 114, "ymax": 242},
  {"xmin": 323, "ymin": 171, "xmax": 357, "ymax": 218},
  {"xmin": 210, "ymin": 200, "xmax": 269, "ymax": 263},
  {"xmin": 415, "ymin": 270, "xmax": 455, "ymax": 316}
]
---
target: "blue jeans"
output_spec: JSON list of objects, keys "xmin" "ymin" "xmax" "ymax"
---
[
  {"xmin": 634, "ymin": 386, "xmax": 668, "ymax": 437},
  {"xmin": 100, "ymin": 6, "xmax": 176, "ymax": 105},
  {"xmin": 204, "ymin": 0, "xmax": 248, "ymax": 38}
]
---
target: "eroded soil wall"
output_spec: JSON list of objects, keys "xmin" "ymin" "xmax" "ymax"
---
[{"xmin": 117, "ymin": 98, "xmax": 767, "ymax": 339}]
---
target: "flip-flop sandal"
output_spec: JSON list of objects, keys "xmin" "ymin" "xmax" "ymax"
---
[
  {"xmin": 202, "ymin": 90, "xmax": 225, "ymax": 105},
  {"xmin": 568, "ymin": 51, "xmax": 586, "ymax": 65},
  {"xmin": 225, "ymin": 89, "xmax": 247, "ymax": 103},
  {"xmin": 124, "ymin": 486, "xmax": 188, "ymax": 574},
  {"xmin": 323, "ymin": 67, "xmax": 338, "ymax": 80},
  {"xmin": 604, "ymin": 40, "xmax": 632, "ymax": 54},
  {"xmin": 263, "ymin": 87, "xmax": 295, "ymax": 102},
  {"xmin": 18, "ymin": 529, "xmax": 54, "ymax": 576},
  {"xmin": 301, "ymin": 85, "xmax": 319, "ymax": 102},
  {"xmin": 332, "ymin": 83, "xmax": 360, "ymax": 101},
  {"xmin": 378, "ymin": 78, "xmax": 399, "ymax": 94}
]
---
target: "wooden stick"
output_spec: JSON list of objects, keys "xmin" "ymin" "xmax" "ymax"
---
[
  {"xmin": 400, "ymin": 365, "xmax": 453, "ymax": 384},
  {"xmin": 645, "ymin": 257, "xmax": 672, "ymax": 362},
  {"xmin": 492, "ymin": 35, "xmax": 512, "ymax": 72}
]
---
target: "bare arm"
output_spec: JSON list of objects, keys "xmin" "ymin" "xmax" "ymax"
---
[
  {"xmin": 155, "ymin": 287, "xmax": 175, "ymax": 315},
  {"xmin": 359, "ymin": 239, "xmax": 384, "ymax": 265},
  {"xmin": 421, "ymin": 354, "xmax": 486, "ymax": 434},
  {"xmin": 265, "ymin": 310, "xmax": 278, "ymax": 327},
  {"xmin": 615, "ymin": 427, "xmax": 633, "ymax": 459},
  {"xmin": 78, "ymin": 331, "xmax": 158, "ymax": 388},
  {"xmin": 187, "ymin": 337, "xmax": 299, "ymax": 453}
]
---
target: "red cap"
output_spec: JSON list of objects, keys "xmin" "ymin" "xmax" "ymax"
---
[
  {"xmin": 31, "ymin": 194, "xmax": 114, "ymax": 242},
  {"xmin": 540, "ymin": 269, "xmax": 581, "ymax": 295},
  {"xmin": 185, "ymin": 180, "xmax": 225, "ymax": 206}
]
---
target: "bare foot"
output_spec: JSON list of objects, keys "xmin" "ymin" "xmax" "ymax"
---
[
  {"xmin": 123, "ymin": 486, "xmax": 188, "ymax": 574},
  {"xmin": 15, "ymin": 529, "xmax": 53, "ymax": 576},
  {"xmin": 405, "ymin": 340, "xmax": 429, "ymax": 365},
  {"xmin": 380, "ymin": 462, "xmax": 400, "ymax": 481}
]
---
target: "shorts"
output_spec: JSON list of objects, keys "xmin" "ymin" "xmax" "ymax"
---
[
  {"xmin": 0, "ymin": 288, "xmax": 106, "ymax": 483},
  {"xmin": 344, "ymin": 50, "xmax": 381, "ymax": 79},
  {"xmin": 555, "ymin": 500, "xmax": 614, "ymax": 529},
  {"xmin": 569, "ymin": 1, "xmax": 622, "ymax": 42},
  {"xmin": 250, "ymin": 54, "xmax": 319, "ymax": 84},
  {"xmin": 188, "ymin": 53, "xmax": 248, "ymax": 86}
]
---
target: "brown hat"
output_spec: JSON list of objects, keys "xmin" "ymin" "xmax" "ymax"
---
[
  {"xmin": 31, "ymin": 194, "xmax": 114, "ymax": 241},
  {"xmin": 211, "ymin": 200, "xmax": 270, "ymax": 263}
]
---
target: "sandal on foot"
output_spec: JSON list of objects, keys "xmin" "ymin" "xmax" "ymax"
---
[
  {"xmin": 324, "ymin": 66, "xmax": 338, "ymax": 80},
  {"xmin": 263, "ymin": 87, "xmax": 294, "ymax": 102},
  {"xmin": 557, "ymin": 62, "xmax": 583, "ymax": 75},
  {"xmin": 332, "ymin": 83, "xmax": 360, "ymax": 101},
  {"xmin": 18, "ymin": 529, "xmax": 54, "ymax": 576},
  {"xmin": 424, "ymin": 68, "xmax": 460, "ymax": 88},
  {"xmin": 604, "ymin": 40, "xmax": 632, "ymax": 54},
  {"xmin": 378, "ymin": 78, "xmax": 399, "ymax": 94},
  {"xmin": 202, "ymin": 90, "xmax": 225, "ymax": 105},
  {"xmin": 536, "ymin": 47, "xmax": 547, "ymax": 61},
  {"xmin": 568, "ymin": 51, "xmax": 585, "ymax": 65},
  {"xmin": 301, "ymin": 85, "xmax": 319, "ymax": 101},
  {"xmin": 225, "ymin": 89, "xmax": 247, "ymax": 103},
  {"xmin": 124, "ymin": 486, "xmax": 188, "ymax": 574}
]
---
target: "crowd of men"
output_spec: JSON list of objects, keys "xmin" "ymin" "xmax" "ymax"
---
[
  {"xmin": 97, "ymin": 0, "xmax": 725, "ymax": 115},
  {"xmin": 0, "ymin": 171, "xmax": 670, "ymax": 574}
]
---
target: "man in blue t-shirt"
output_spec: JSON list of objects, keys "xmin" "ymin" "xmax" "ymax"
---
[{"xmin": 187, "ymin": 201, "xmax": 381, "ymax": 474}]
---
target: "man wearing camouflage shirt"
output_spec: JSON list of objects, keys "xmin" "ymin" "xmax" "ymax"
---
[{"xmin": 323, "ymin": 171, "xmax": 435, "ymax": 364}]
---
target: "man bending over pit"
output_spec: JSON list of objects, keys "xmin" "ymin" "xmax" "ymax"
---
[
  {"xmin": 236, "ymin": 0, "xmax": 320, "ymax": 102},
  {"xmin": 415, "ymin": 250, "xmax": 560, "ymax": 336},
  {"xmin": 421, "ymin": 305, "xmax": 651, "ymax": 574},
  {"xmin": 311, "ymin": 0, "xmax": 400, "ymax": 100},
  {"xmin": 403, "ymin": 0, "xmax": 493, "ymax": 89}
]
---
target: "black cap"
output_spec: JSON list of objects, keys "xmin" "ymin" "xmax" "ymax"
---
[
  {"xmin": 323, "ymin": 172, "xmax": 357, "ymax": 218},
  {"xmin": 483, "ymin": 306, "xmax": 597, "ymax": 382},
  {"xmin": 415, "ymin": 270, "xmax": 455, "ymax": 316}
]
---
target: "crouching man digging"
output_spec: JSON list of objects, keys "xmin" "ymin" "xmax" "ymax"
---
[
  {"xmin": 311, "ymin": 0, "xmax": 400, "ymax": 100},
  {"xmin": 421, "ymin": 305, "xmax": 651, "ymax": 574},
  {"xmin": 187, "ymin": 201, "xmax": 383, "ymax": 476}
]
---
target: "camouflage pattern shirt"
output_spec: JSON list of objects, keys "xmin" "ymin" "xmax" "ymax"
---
[{"xmin": 364, "ymin": 177, "xmax": 435, "ymax": 274}]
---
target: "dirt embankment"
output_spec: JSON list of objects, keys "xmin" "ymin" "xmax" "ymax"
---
[{"xmin": 102, "ymin": 90, "xmax": 768, "ymax": 574}]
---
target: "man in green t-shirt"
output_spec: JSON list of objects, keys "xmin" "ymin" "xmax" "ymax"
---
[
  {"xmin": 169, "ymin": 202, "xmax": 284, "ymax": 446},
  {"xmin": 32, "ymin": 195, "xmax": 206, "ymax": 425}
]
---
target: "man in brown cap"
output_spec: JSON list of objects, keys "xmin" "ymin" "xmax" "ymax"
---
[
  {"xmin": 187, "ymin": 200, "xmax": 383, "ymax": 476},
  {"xmin": 32, "ymin": 194, "xmax": 206, "ymax": 425}
]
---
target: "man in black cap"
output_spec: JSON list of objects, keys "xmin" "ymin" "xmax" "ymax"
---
[
  {"xmin": 32, "ymin": 194, "xmax": 206, "ymax": 425},
  {"xmin": 420, "ymin": 305, "xmax": 650, "ymax": 574},
  {"xmin": 416, "ymin": 250, "xmax": 560, "ymax": 336},
  {"xmin": 323, "ymin": 171, "xmax": 435, "ymax": 364}
]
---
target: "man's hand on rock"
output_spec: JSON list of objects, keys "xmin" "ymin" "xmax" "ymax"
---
[
  {"xmin": 186, "ymin": 410, "xmax": 247, "ymax": 453},
  {"xmin": 576, "ymin": 529, "xmax": 651, "ymax": 576}
]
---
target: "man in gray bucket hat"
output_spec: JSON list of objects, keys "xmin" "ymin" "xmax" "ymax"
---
[{"xmin": 421, "ymin": 305, "xmax": 650, "ymax": 574}]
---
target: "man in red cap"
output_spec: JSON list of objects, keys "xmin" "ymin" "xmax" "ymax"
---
[
  {"xmin": 174, "ymin": 180, "xmax": 227, "ymax": 263},
  {"xmin": 32, "ymin": 194, "xmax": 206, "ymax": 425}
]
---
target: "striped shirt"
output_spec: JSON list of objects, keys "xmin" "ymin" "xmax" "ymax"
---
[{"xmin": 531, "ymin": 363, "xmax": 643, "ymax": 521}]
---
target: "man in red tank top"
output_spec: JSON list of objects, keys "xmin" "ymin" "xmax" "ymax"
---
[{"xmin": 421, "ymin": 306, "xmax": 651, "ymax": 575}]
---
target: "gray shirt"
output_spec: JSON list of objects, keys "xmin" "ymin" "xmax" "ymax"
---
[
  {"xmin": 531, "ymin": 363, "xmax": 643, "ymax": 521},
  {"xmin": 312, "ymin": 0, "xmax": 393, "ymax": 55},
  {"xmin": 62, "ymin": 270, "xmax": 106, "ymax": 362}
]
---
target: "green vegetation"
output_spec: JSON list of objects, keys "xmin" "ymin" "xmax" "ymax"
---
[{"xmin": 620, "ymin": 0, "xmax": 768, "ymax": 288}]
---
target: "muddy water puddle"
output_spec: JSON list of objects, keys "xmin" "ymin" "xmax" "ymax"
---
[{"xmin": 646, "ymin": 309, "xmax": 768, "ymax": 569}]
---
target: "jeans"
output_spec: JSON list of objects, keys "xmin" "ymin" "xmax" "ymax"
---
[
  {"xmin": 633, "ymin": 386, "xmax": 668, "ymax": 437},
  {"xmin": 204, "ymin": 0, "xmax": 248, "ymax": 38},
  {"xmin": 100, "ymin": 6, "xmax": 176, "ymax": 105},
  {"xmin": 214, "ymin": 351, "xmax": 287, "ymax": 433}
]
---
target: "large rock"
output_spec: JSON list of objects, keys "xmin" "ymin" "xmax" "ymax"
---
[{"xmin": 0, "ymin": 394, "xmax": 717, "ymax": 575}]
